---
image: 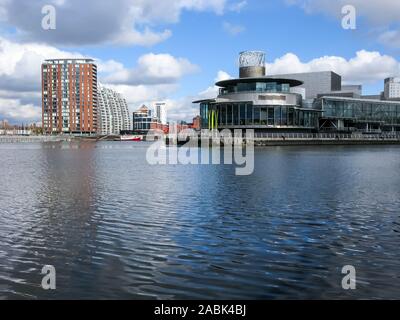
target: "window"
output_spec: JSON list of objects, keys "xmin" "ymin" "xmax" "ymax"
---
[
  {"xmin": 240, "ymin": 104, "xmax": 246, "ymax": 125},
  {"xmin": 281, "ymin": 107, "xmax": 287, "ymax": 126},
  {"xmin": 246, "ymin": 104, "xmax": 253, "ymax": 125},
  {"xmin": 227, "ymin": 104, "xmax": 233, "ymax": 125},
  {"xmin": 260, "ymin": 107, "xmax": 267, "ymax": 125},
  {"xmin": 254, "ymin": 107, "xmax": 260, "ymax": 125},
  {"xmin": 287, "ymin": 108, "xmax": 294, "ymax": 126},
  {"xmin": 275, "ymin": 107, "xmax": 281, "ymax": 126},
  {"xmin": 233, "ymin": 104, "xmax": 239, "ymax": 125},
  {"xmin": 267, "ymin": 107, "xmax": 274, "ymax": 126},
  {"xmin": 220, "ymin": 105, "xmax": 226, "ymax": 126}
]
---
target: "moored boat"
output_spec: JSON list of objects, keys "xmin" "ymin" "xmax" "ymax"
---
[{"xmin": 120, "ymin": 135, "xmax": 143, "ymax": 142}]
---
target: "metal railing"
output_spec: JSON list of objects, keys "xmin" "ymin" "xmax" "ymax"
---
[
  {"xmin": 0, "ymin": 136, "xmax": 71, "ymax": 143},
  {"xmin": 253, "ymin": 132, "xmax": 400, "ymax": 141}
]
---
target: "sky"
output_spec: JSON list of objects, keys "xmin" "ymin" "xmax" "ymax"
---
[{"xmin": 0, "ymin": 0, "xmax": 400, "ymax": 124}]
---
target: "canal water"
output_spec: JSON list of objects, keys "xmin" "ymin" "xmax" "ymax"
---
[{"xmin": 0, "ymin": 142, "xmax": 399, "ymax": 299}]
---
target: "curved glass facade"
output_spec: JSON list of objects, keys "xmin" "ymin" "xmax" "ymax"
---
[
  {"xmin": 200, "ymin": 102, "xmax": 319, "ymax": 129},
  {"xmin": 196, "ymin": 63, "xmax": 320, "ymax": 132},
  {"xmin": 220, "ymin": 82, "xmax": 291, "ymax": 95}
]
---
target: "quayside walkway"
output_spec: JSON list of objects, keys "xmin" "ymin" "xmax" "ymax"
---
[
  {"xmin": 0, "ymin": 136, "xmax": 72, "ymax": 143},
  {"xmin": 251, "ymin": 132, "xmax": 400, "ymax": 146}
]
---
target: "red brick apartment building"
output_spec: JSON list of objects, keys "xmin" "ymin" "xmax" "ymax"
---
[{"xmin": 42, "ymin": 59, "xmax": 98, "ymax": 135}]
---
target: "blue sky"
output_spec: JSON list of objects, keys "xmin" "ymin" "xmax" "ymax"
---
[{"xmin": 0, "ymin": 0, "xmax": 399, "ymax": 123}]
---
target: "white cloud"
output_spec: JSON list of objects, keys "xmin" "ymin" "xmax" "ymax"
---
[
  {"xmin": 285, "ymin": 0, "xmax": 400, "ymax": 24},
  {"xmin": 266, "ymin": 50, "xmax": 400, "ymax": 84},
  {"xmin": 102, "ymin": 83, "xmax": 178, "ymax": 109},
  {"xmin": 0, "ymin": 37, "xmax": 84, "ymax": 92},
  {"xmin": 113, "ymin": 28, "xmax": 172, "ymax": 47},
  {"xmin": 0, "ymin": 98, "xmax": 40, "ymax": 122},
  {"xmin": 379, "ymin": 30, "xmax": 400, "ymax": 49},
  {"xmin": 0, "ymin": 0, "xmax": 238, "ymax": 46},
  {"xmin": 223, "ymin": 22, "xmax": 245, "ymax": 36},
  {"xmin": 286, "ymin": 0, "xmax": 400, "ymax": 47},
  {"xmin": 229, "ymin": 0, "xmax": 247, "ymax": 13},
  {"xmin": 103, "ymin": 53, "xmax": 199, "ymax": 85},
  {"xmin": 159, "ymin": 70, "xmax": 233, "ymax": 122}
]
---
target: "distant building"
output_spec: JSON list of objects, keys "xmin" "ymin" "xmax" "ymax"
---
[
  {"xmin": 189, "ymin": 116, "xmax": 201, "ymax": 130},
  {"xmin": 0, "ymin": 119, "xmax": 9, "ymax": 130},
  {"xmin": 384, "ymin": 77, "xmax": 400, "ymax": 100},
  {"xmin": 362, "ymin": 93, "xmax": 384, "ymax": 100},
  {"xmin": 98, "ymin": 87, "xmax": 131, "ymax": 135},
  {"xmin": 155, "ymin": 102, "xmax": 168, "ymax": 125},
  {"xmin": 342, "ymin": 85, "xmax": 362, "ymax": 97},
  {"xmin": 42, "ymin": 59, "xmax": 98, "ymax": 135},
  {"xmin": 269, "ymin": 71, "xmax": 342, "ymax": 99},
  {"xmin": 133, "ymin": 105, "xmax": 158, "ymax": 134}
]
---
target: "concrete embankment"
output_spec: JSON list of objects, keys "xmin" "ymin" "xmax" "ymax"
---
[
  {"xmin": 252, "ymin": 139, "xmax": 400, "ymax": 146},
  {"xmin": 0, "ymin": 135, "xmax": 72, "ymax": 143}
]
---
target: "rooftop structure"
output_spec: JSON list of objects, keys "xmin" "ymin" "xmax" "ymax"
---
[{"xmin": 239, "ymin": 51, "xmax": 266, "ymax": 78}]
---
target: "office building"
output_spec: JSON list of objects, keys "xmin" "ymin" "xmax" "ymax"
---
[
  {"xmin": 133, "ymin": 105, "xmax": 158, "ymax": 134},
  {"xmin": 155, "ymin": 102, "xmax": 168, "ymax": 125},
  {"xmin": 384, "ymin": 77, "xmax": 400, "ymax": 100},
  {"xmin": 42, "ymin": 59, "xmax": 98, "ymax": 134}
]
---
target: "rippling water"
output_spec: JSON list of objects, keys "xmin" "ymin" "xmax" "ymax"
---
[{"xmin": 0, "ymin": 142, "xmax": 400, "ymax": 299}]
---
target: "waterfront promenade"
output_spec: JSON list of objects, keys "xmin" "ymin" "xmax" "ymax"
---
[
  {"xmin": 0, "ymin": 135, "xmax": 72, "ymax": 143},
  {"xmin": 251, "ymin": 132, "xmax": 400, "ymax": 146},
  {"xmin": 1, "ymin": 132, "xmax": 400, "ymax": 146}
]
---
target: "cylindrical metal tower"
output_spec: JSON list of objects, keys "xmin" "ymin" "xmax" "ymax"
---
[{"xmin": 239, "ymin": 51, "xmax": 266, "ymax": 78}]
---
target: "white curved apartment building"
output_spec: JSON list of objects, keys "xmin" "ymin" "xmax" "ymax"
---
[{"xmin": 98, "ymin": 87, "xmax": 132, "ymax": 135}]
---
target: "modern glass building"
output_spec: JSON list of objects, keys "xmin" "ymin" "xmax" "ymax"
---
[
  {"xmin": 194, "ymin": 51, "xmax": 400, "ymax": 134},
  {"xmin": 132, "ymin": 105, "xmax": 158, "ymax": 134},
  {"xmin": 315, "ymin": 96, "xmax": 400, "ymax": 133},
  {"xmin": 194, "ymin": 51, "xmax": 321, "ymax": 133}
]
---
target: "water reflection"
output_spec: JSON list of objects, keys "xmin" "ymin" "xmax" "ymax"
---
[{"xmin": 0, "ymin": 143, "xmax": 400, "ymax": 299}]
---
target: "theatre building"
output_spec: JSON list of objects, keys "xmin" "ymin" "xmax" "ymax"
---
[
  {"xmin": 194, "ymin": 51, "xmax": 400, "ymax": 135},
  {"xmin": 194, "ymin": 51, "xmax": 320, "ymax": 133}
]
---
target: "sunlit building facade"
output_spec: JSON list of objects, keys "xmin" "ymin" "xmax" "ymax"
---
[
  {"xmin": 195, "ymin": 51, "xmax": 400, "ymax": 134},
  {"xmin": 132, "ymin": 105, "xmax": 158, "ymax": 134},
  {"xmin": 315, "ymin": 96, "xmax": 400, "ymax": 133},
  {"xmin": 98, "ymin": 87, "xmax": 132, "ymax": 135},
  {"xmin": 42, "ymin": 59, "xmax": 98, "ymax": 135},
  {"xmin": 194, "ymin": 51, "xmax": 320, "ymax": 133},
  {"xmin": 384, "ymin": 77, "xmax": 400, "ymax": 100}
]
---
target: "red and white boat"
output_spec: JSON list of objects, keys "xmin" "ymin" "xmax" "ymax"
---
[{"xmin": 120, "ymin": 135, "xmax": 143, "ymax": 142}]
